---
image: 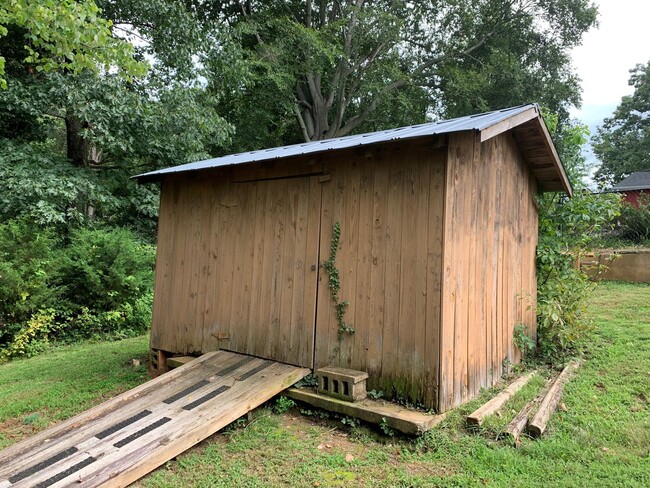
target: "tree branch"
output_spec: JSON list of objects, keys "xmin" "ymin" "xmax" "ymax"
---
[
  {"xmin": 337, "ymin": 79, "xmax": 407, "ymax": 137},
  {"xmin": 294, "ymin": 104, "xmax": 311, "ymax": 142}
]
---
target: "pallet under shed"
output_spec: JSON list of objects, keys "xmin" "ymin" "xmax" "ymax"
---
[{"xmin": 0, "ymin": 351, "xmax": 308, "ymax": 488}]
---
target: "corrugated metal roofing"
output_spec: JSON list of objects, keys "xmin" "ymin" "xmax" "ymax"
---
[
  {"xmin": 610, "ymin": 171, "xmax": 650, "ymax": 191},
  {"xmin": 134, "ymin": 104, "xmax": 539, "ymax": 181}
]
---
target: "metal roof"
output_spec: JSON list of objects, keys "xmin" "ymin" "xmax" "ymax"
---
[
  {"xmin": 134, "ymin": 104, "xmax": 541, "ymax": 182},
  {"xmin": 610, "ymin": 171, "xmax": 650, "ymax": 191}
]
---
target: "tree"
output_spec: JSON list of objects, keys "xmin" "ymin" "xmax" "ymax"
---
[
  {"xmin": 593, "ymin": 61, "xmax": 650, "ymax": 187},
  {"xmin": 0, "ymin": 0, "xmax": 145, "ymax": 89},
  {"xmin": 0, "ymin": 0, "xmax": 232, "ymax": 235},
  {"xmin": 199, "ymin": 0, "xmax": 597, "ymax": 149}
]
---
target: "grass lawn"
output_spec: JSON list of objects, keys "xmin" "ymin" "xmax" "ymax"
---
[{"xmin": 1, "ymin": 282, "xmax": 648, "ymax": 486}]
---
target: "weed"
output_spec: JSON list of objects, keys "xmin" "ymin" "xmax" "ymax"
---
[
  {"xmin": 368, "ymin": 389, "xmax": 384, "ymax": 400},
  {"xmin": 273, "ymin": 396, "xmax": 296, "ymax": 415},
  {"xmin": 513, "ymin": 324, "xmax": 536, "ymax": 356},
  {"xmin": 340, "ymin": 416, "xmax": 359, "ymax": 428},
  {"xmin": 379, "ymin": 418, "xmax": 395, "ymax": 437},
  {"xmin": 295, "ymin": 373, "xmax": 318, "ymax": 388}
]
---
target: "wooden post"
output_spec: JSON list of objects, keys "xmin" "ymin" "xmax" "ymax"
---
[
  {"xmin": 527, "ymin": 361, "xmax": 579, "ymax": 437},
  {"xmin": 466, "ymin": 371, "xmax": 536, "ymax": 426}
]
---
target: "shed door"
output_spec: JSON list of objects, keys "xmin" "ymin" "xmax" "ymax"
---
[{"xmin": 204, "ymin": 175, "xmax": 321, "ymax": 368}]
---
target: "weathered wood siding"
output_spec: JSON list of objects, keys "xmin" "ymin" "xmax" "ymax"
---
[
  {"xmin": 438, "ymin": 132, "xmax": 538, "ymax": 412},
  {"xmin": 150, "ymin": 164, "xmax": 322, "ymax": 368},
  {"xmin": 315, "ymin": 141, "xmax": 446, "ymax": 408},
  {"xmin": 151, "ymin": 131, "xmax": 539, "ymax": 413}
]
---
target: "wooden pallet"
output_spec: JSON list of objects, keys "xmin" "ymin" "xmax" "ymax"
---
[{"xmin": 0, "ymin": 351, "xmax": 309, "ymax": 488}]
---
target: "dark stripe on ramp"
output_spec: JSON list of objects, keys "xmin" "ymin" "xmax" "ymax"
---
[
  {"xmin": 34, "ymin": 456, "xmax": 96, "ymax": 488},
  {"xmin": 163, "ymin": 380, "xmax": 209, "ymax": 404},
  {"xmin": 237, "ymin": 360, "xmax": 274, "ymax": 381},
  {"xmin": 216, "ymin": 356, "xmax": 255, "ymax": 376},
  {"xmin": 8, "ymin": 447, "xmax": 79, "ymax": 483},
  {"xmin": 95, "ymin": 410, "xmax": 152, "ymax": 439},
  {"xmin": 182, "ymin": 385, "xmax": 230, "ymax": 411},
  {"xmin": 113, "ymin": 417, "xmax": 172, "ymax": 448}
]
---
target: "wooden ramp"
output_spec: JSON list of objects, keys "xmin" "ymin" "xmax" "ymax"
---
[{"xmin": 0, "ymin": 351, "xmax": 309, "ymax": 488}]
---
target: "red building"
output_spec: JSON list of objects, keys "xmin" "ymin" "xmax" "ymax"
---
[{"xmin": 610, "ymin": 171, "xmax": 650, "ymax": 207}]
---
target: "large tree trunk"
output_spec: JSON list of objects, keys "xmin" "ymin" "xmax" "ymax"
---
[
  {"xmin": 65, "ymin": 111, "xmax": 92, "ymax": 167},
  {"xmin": 65, "ymin": 110, "xmax": 101, "ymax": 218}
]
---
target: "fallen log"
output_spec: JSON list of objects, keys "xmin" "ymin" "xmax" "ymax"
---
[
  {"xmin": 467, "ymin": 371, "xmax": 537, "ymax": 426},
  {"xmin": 504, "ymin": 378, "xmax": 553, "ymax": 441},
  {"xmin": 505, "ymin": 400, "xmax": 536, "ymax": 441},
  {"xmin": 527, "ymin": 361, "xmax": 580, "ymax": 437}
]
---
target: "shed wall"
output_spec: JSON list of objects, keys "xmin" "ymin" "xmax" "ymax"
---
[
  {"xmin": 150, "ymin": 159, "xmax": 323, "ymax": 366},
  {"xmin": 314, "ymin": 141, "xmax": 446, "ymax": 408},
  {"xmin": 438, "ymin": 132, "xmax": 538, "ymax": 412}
]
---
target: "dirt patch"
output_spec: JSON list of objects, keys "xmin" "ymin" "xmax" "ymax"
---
[{"xmin": 0, "ymin": 417, "xmax": 40, "ymax": 447}]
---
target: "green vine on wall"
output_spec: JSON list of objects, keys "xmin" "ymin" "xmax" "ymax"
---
[{"xmin": 322, "ymin": 222, "xmax": 355, "ymax": 340}]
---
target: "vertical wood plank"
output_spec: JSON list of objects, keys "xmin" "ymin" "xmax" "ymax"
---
[
  {"xmin": 426, "ymin": 149, "xmax": 445, "ymax": 408},
  {"xmin": 354, "ymin": 158, "xmax": 375, "ymax": 375},
  {"xmin": 381, "ymin": 152, "xmax": 404, "ymax": 387},
  {"xmin": 367, "ymin": 152, "xmax": 389, "ymax": 384},
  {"xmin": 150, "ymin": 179, "xmax": 176, "ymax": 352},
  {"xmin": 397, "ymin": 150, "xmax": 418, "ymax": 400}
]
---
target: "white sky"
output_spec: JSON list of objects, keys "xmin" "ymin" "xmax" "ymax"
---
[{"xmin": 570, "ymin": 0, "xmax": 650, "ymax": 133}]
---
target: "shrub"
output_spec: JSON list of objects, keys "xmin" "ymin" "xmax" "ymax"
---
[
  {"xmin": 0, "ymin": 222, "xmax": 155, "ymax": 360},
  {"xmin": 0, "ymin": 309, "xmax": 58, "ymax": 361},
  {"xmin": 58, "ymin": 226, "xmax": 155, "ymax": 313},
  {"xmin": 0, "ymin": 220, "xmax": 62, "ymax": 336},
  {"xmin": 535, "ymin": 116, "xmax": 620, "ymax": 364},
  {"xmin": 616, "ymin": 193, "xmax": 650, "ymax": 243}
]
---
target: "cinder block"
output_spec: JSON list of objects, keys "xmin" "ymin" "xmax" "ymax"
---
[{"xmin": 317, "ymin": 367, "xmax": 369, "ymax": 402}]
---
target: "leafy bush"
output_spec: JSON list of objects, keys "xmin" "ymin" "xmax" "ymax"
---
[
  {"xmin": 0, "ymin": 309, "xmax": 58, "ymax": 361},
  {"xmin": 536, "ymin": 116, "xmax": 621, "ymax": 363},
  {"xmin": 0, "ymin": 220, "xmax": 61, "ymax": 333},
  {"xmin": 616, "ymin": 194, "xmax": 650, "ymax": 243},
  {"xmin": 0, "ymin": 221, "xmax": 155, "ymax": 360},
  {"xmin": 58, "ymin": 226, "xmax": 155, "ymax": 312}
]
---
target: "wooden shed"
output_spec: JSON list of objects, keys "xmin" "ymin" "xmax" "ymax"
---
[{"xmin": 135, "ymin": 104, "xmax": 571, "ymax": 413}]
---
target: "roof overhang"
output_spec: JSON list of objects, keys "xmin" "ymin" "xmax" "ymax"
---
[{"xmin": 477, "ymin": 107, "xmax": 572, "ymax": 197}]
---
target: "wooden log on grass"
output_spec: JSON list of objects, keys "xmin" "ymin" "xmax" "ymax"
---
[
  {"xmin": 504, "ymin": 378, "xmax": 553, "ymax": 441},
  {"xmin": 527, "ymin": 361, "xmax": 580, "ymax": 437},
  {"xmin": 467, "ymin": 371, "xmax": 537, "ymax": 426},
  {"xmin": 505, "ymin": 400, "xmax": 537, "ymax": 441}
]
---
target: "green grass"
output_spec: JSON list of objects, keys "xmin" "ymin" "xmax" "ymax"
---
[
  {"xmin": 0, "ymin": 336, "xmax": 149, "ymax": 449},
  {"xmin": 1, "ymin": 282, "xmax": 649, "ymax": 486}
]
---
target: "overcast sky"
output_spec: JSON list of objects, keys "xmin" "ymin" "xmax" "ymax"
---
[{"xmin": 570, "ymin": 0, "xmax": 650, "ymax": 137}]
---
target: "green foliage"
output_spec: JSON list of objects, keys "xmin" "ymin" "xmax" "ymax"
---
[
  {"xmin": 321, "ymin": 222, "xmax": 354, "ymax": 339},
  {"xmin": 593, "ymin": 61, "xmax": 650, "ymax": 187},
  {"xmin": 295, "ymin": 373, "xmax": 318, "ymax": 388},
  {"xmin": 616, "ymin": 194, "xmax": 650, "ymax": 243},
  {"xmin": 368, "ymin": 390, "xmax": 385, "ymax": 400},
  {"xmin": 0, "ymin": 0, "xmax": 146, "ymax": 88},
  {"xmin": 199, "ymin": 0, "xmax": 597, "ymax": 149},
  {"xmin": 0, "ymin": 220, "xmax": 61, "ymax": 333},
  {"xmin": 536, "ymin": 115, "xmax": 621, "ymax": 362},
  {"xmin": 59, "ymin": 227, "xmax": 155, "ymax": 312},
  {"xmin": 340, "ymin": 416, "xmax": 360, "ymax": 429},
  {"xmin": 379, "ymin": 418, "xmax": 395, "ymax": 437},
  {"xmin": 512, "ymin": 324, "xmax": 536, "ymax": 357},
  {"xmin": 0, "ymin": 139, "xmax": 120, "ymax": 226},
  {"xmin": 273, "ymin": 396, "xmax": 296, "ymax": 415},
  {"xmin": 0, "ymin": 220, "xmax": 154, "ymax": 360},
  {"xmin": 0, "ymin": 309, "xmax": 58, "ymax": 361}
]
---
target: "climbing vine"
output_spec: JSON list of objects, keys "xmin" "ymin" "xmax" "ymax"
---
[{"xmin": 322, "ymin": 222, "xmax": 355, "ymax": 339}]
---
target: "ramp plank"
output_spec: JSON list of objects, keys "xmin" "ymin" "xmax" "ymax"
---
[{"xmin": 0, "ymin": 351, "xmax": 309, "ymax": 488}]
